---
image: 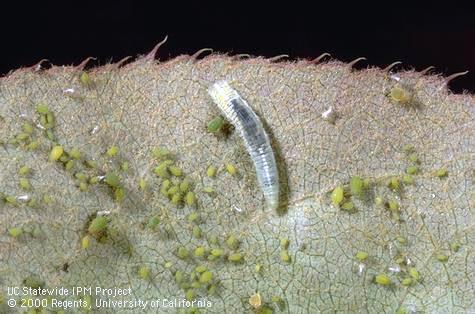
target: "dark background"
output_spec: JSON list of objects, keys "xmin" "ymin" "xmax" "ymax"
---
[{"xmin": 1, "ymin": 2, "xmax": 474, "ymax": 93}]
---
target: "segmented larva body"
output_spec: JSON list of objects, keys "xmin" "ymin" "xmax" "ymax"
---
[{"xmin": 208, "ymin": 81, "xmax": 279, "ymax": 210}]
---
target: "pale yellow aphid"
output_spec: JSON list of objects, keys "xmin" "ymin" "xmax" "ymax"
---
[{"xmin": 389, "ymin": 85, "xmax": 411, "ymax": 104}]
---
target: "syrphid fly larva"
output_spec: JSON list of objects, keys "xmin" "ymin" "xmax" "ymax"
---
[{"xmin": 208, "ymin": 81, "xmax": 279, "ymax": 210}]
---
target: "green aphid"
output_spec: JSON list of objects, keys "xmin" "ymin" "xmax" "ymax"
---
[
  {"xmin": 104, "ymin": 172, "xmax": 121, "ymax": 187},
  {"xmin": 152, "ymin": 147, "xmax": 171, "ymax": 159},
  {"xmin": 387, "ymin": 177, "xmax": 400, "ymax": 191},
  {"xmin": 185, "ymin": 289, "xmax": 195, "ymax": 301},
  {"xmin": 396, "ymin": 307, "xmax": 408, "ymax": 314},
  {"xmin": 36, "ymin": 104, "xmax": 50, "ymax": 114},
  {"xmin": 187, "ymin": 212, "xmax": 200, "ymax": 223},
  {"xmin": 341, "ymin": 201, "xmax": 354, "ymax": 211},
  {"xmin": 174, "ymin": 270, "xmax": 184, "ymax": 284},
  {"xmin": 396, "ymin": 236, "xmax": 407, "ymax": 245},
  {"xmin": 355, "ymin": 251, "xmax": 368, "ymax": 261},
  {"xmin": 8, "ymin": 227, "xmax": 23, "ymax": 238},
  {"xmin": 331, "ymin": 185, "xmax": 344, "ymax": 207},
  {"xmin": 75, "ymin": 172, "xmax": 88, "ymax": 182},
  {"xmin": 19, "ymin": 178, "xmax": 30, "ymax": 190},
  {"xmin": 50, "ymin": 145, "xmax": 64, "ymax": 161},
  {"xmin": 388, "ymin": 200, "xmax": 399, "ymax": 211},
  {"xmin": 272, "ymin": 296, "xmax": 286, "ymax": 311},
  {"xmin": 374, "ymin": 273, "xmax": 391, "ymax": 286},
  {"xmin": 192, "ymin": 226, "xmax": 202, "ymax": 238},
  {"xmin": 167, "ymin": 185, "xmax": 180, "ymax": 195},
  {"xmin": 406, "ymin": 166, "xmax": 418, "ymax": 175},
  {"xmin": 22, "ymin": 122, "xmax": 34, "ymax": 134},
  {"xmin": 46, "ymin": 129, "xmax": 55, "ymax": 141},
  {"xmin": 207, "ymin": 116, "xmax": 225, "ymax": 133},
  {"xmin": 26, "ymin": 141, "xmax": 39, "ymax": 150},
  {"xmin": 226, "ymin": 235, "xmax": 240, "ymax": 250},
  {"xmin": 225, "ymin": 163, "xmax": 237, "ymax": 175},
  {"xmin": 392, "ymin": 212, "xmax": 402, "ymax": 222},
  {"xmin": 23, "ymin": 275, "xmax": 44, "ymax": 289},
  {"xmin": 280, "ymin": 250, "xmax": 291, "ymax": 263},
  {"xmin": 18, "ymin": 165, "xmax": 30, "ymax": 176},
  {"xmin": 79, "ymin": 182, "xmax": 88, "ymax": 192},
  {"xmin": 199, "ymin": 270, "xmax": 213, "ymax": 283},
  {"xmin": 194, "ymin": 247, "xmax": 206, "ymax": 257},
  {"xmin": 450, "ymin": 241, "xmax": 461, "ymax": 252},
  {"xmin": 16, "ymin": 132, "xmax": 30, "ymax": 141},
  {"xmin": 228, "ymin": 252, "xmax": 243, "ymax": 262},
  {"xmin": 190, "ymin": 281, "xmax": 201, "ymax": 289},
  {"xmin": 65, "ymin": 160, "xmax": 74, "ymax": 170},
  {"xmin": 45, "ymin": 112, "xmax": 55, "ymax": 128},
  {"xmin": 350, "ymin": 176, "xmax": 365, "ymax": 197},
  {"xmin": 402, "ymin": 175, "xmax": 414, "ymax": 185},
  {"xmin": 280, "ymin": 238, "xmax": 290, "ymax": 250},
  {"xmin": 83, "ymin": 295, "xmax": 92, "ymax": 309},
  {"xmin": 69, "ymin": 147, "xmax": 81, "ymax": 160},
  {"xmin": 171, "ymin": 193, "xmax": 182, "ymax": 205},
  {"xmin": 436, "ymin": 253, "xmax": 449, "ymax": 262},
  {"xmin": 121, "ymin": 162, "xmax": 129, "ymax": 171},
  {"xmin": 27, "ymin": 198, "xmax": 37, "ymax": 207},
  {"xmin": 375, "ymin": 196, "xmax": 384, "ymax": 206},
  {"xmin": 258, "ymin": 305, "xmax": 274, "ymax": 314},
  {"xmin": 408, "ymin": 267, "xmax": 420, "ymax": 281},
  {"xmin": 85, "ymin": 160, "xmax": 97, "ymax": 169},
  {"xmin": 394, "ymin": 256, "xmax": 405, "ymax": 265},
  {"xmin": 43, "ymin": 194, "xmax": 53, "ymax": 204},
  {"xmin": 408, "ymin": 153, "xmax": 419, "ymax": 164},
  {"xmin": 179, "ymin": 179, "xmax": 191, "ymax": 192},
  {"xmin": 89, "ymin": 176, "xmax": 100, "ymax": 184},
  {"xmin": 147, "ymin": 216, "xmax": 160, "ymax": 229},
  {"xmin": 180, "ymin": 282, "xmax": 190, "ymax": 291},
  {"xmin": 5, "ymin": 195, "xmax": 17, "ymax": 205},
  {"xmin": 114, "ymin": 187, "xmax": 126, "ymax": 202},
  {"xmin": 139, "ymin": 178, "xmax": 147, "ymax": 190},
  {"xmin": 80, "ymin": 71, "xmax": 91, "ymax": 86},
  {"xmin": 81, "ymin": 235, "xmax": 90, "ymax": 249},
  {"xmin": 88, "ymin": 216, "xmax": 108, "ymax": 235},
  {"xmin": 189, "ymin": 281, "xmax": 200, "ymax": 289},
  {"xmin": 203, "ymin": 186, "xmax": 215, "ymax": 194},
  {"xmin": 402, "ymin": 144, "xmax": 414, "ymax": 153},
  {"xmin": 255, "ymin": 264, "xmax": 262, "ymax": 273},
  {"xmin": 208, "ymin": 284, "xmax": 218, "ymax": 295},
  {"xmin": 436, "ymin": 168, "xmax": 448, "ymax": 178},
  {"xmin": 106, "ymin": 145, "xmax": 119, "ymax": 157},
  {"xmin": 401, "ymin": 277, "xmax": 413, "ymax": 286},
  {"xmin": 40, "ymin": 114, "xmax": 48, "ymax": 128},
  {"xmin": 164, "ymin": 261, "xmax": 173, "ymax": 269},
  {"xmin": 159, "ymin": 186, "xmax": 169, "ymax": 197},
  {"xmin": 169, "ymin": 165, "xmax": 183, "ymax": 177},
  {"xmin": 208, "ymin": 235, "xmax": 219, "ymax": 245},
  {"xmin": 195, "ymin": 265, "xmax": 207, "ymax": 273},
  {"xmin": 177, "ymin": 247, "xmax": 189, "ymax": 259},
  {"xmin": 185, "ymin": 191, "xmax": 196, "ymax": 206},
  {"xmin": 207, "ymin": 166, "xmax": 217, "ymax": 178},
  {"xmin": 59, "ymin": 154, "xmax": 69, "ymax": 163},
  {"xmin": 210, "ymin": 248, "xmax": 224, "ymax": 257},
  {"xmin": 137, "ymin": 266, "xmax": 150, "ymax": 279},
  {"xmin": 154, "ymin": 162, "xmax": 170, "ymax": 178}
]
